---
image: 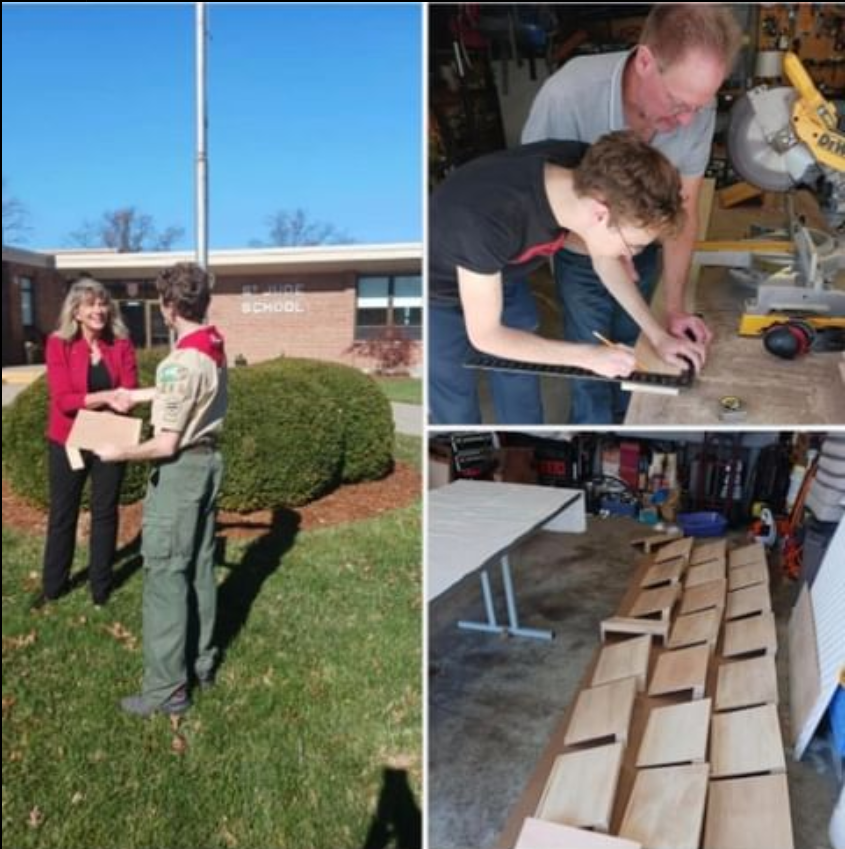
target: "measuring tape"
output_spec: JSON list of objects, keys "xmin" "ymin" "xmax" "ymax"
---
[{"xmin": 718, "ymin": 395, "xmax": 746, "ymax": 421}]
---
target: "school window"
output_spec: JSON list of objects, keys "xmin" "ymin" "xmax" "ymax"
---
[
  {"xmin": 19, "ymin": 277, "xmax": 35, "ymax": 327},
  {"xmin": 355, "ymin": 274, "xmax": 422, "ymax": 340}
]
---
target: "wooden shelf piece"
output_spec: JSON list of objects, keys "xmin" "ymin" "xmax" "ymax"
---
[
  {"xmin": 535, "ymin": 743, "xmax": 625, "ymax": 831},
  {"xmin": 641, "ymin": 557, "xmax": 686, "ymax": 588},
  {"xmin": 691, "ymin": 539, "xmax": 727, "ymax": 565},
  {"xmin": 710, "ymin": 704, "xmax": 786, "ymax": 778},
  {"xmin": 703, "ymin": 774, "xmax": 794, "ymax": 849},
  {"xmin": 628, "ymin": 584, "xmax": 681, "ymax": 620},
  {"xmin": 636, "ymin": 698, "xmax": 712, "ymax": 767},
  {"xmin": 685, "ymin": 559, "xmax": 726, "ymax": 589},
  {"xmin": 648, "ymin": 643, "xmax": 710, "ymax": 699},
  {"xmin": 728, "ymin": 542, "xmax": 767, "ymax": 570},
  {"xmin": 515, "ymin": 818, "xmax": 642, "ymax": 849},
  {"xmin": 565, "ymin": 677, "xmax": 638, "ymax": 747},
  {"xmin": 592, "ymin": 635, "xmax": 652, "ymax": 692},
  {"xmin": 725, "ymin": 583, "xmax": 772, "ymax": 621},
  {"xmin": 654, "ymin": 536, "xmax": 693, "ymax": 563},
  {"xmin": 630, "ymin": 530, "xmax": 682, "ymax": 554},
  {"xmin": 728, "ymin": 560, "xmax": 769, "ymax": 592},
  {"xmin": 618, "ymin": 764, "xmax": 709, "ymax": 849},
  {"xmin": 679, "ymin": 578, "xmax": 727, "ymax": 616},
  {"xmin": 667, "ymin": 608, "xmax": 722, "ymax": 652},
  {"xmin": 600, "ymin": 617, "xmax": 669, "ymax": 644},
  {"xmin": 715, "ymin": 654, "xmax": 779, "ymax": 711},
  {"xmin": 722, "ymin": 611, "xmax": 777, "ymax": 658}
]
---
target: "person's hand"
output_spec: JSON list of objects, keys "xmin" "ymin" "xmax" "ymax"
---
[
  {"xmin": 94, "ymin": 444, "xmax": 123, "ymax": 463},
  {"xmin": 667, "ymin": 310, "xmax": 713, "ymax": 346},
  {"xmin": 583, "ymin": 345, "xmax": 637, "ymax": 379},
  {"xmin": 652, "ymin": 330, "xmax": 707, "ymax": 373},
  {"xmin": 108, "ymin": 388, "xmax": 133, "ymax": 414}
]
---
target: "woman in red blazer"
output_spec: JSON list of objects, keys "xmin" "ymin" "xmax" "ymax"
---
[{"xmin": 37, "ymin": 277, "xmax": 139, "ymax": 607}]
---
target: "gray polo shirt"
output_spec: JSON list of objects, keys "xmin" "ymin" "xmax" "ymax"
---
[{"xmin": 522, "ymin": 50, "xmax": 715, "ymax": 177}]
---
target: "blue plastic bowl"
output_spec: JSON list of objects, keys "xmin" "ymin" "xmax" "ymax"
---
[{"xmin": 676, "ymin": 511, "xmax": 728, "ymax": 538}]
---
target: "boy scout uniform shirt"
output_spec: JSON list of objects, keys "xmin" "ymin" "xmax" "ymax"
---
[{"xmin": 151, "ymin": 326, "xmax": 227, "ymax": 447}]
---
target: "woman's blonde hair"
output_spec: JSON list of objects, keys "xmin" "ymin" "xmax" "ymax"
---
[
  {"xmin": 54, "ymin": 276, "xmax": 130, "ymax": 341},
  {"xmin": 573, "ymin": 131, "xmax": 686, "ymax": 240}
]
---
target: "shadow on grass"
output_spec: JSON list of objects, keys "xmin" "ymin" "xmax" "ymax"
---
[
  {"xmin": 362, "ymin": 767, "xmax": 422, "ymax": 849},
  {"xmin": 67, "ymin": 533, "xmax": 143, "ymax": 597}
]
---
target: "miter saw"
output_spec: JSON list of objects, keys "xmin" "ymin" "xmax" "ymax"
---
[{"xmin": 709, "ymin": 51, "xmax": 845, "ymax": 338}]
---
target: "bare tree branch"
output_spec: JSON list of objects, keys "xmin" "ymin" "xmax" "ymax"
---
[
  {"xmin": 252, "ymin": 208, "xmax": 355, "ymax": 247},
  {"xmin": 3, "ymin": 177, "xmax": 32, "ymax": 245},
  {"xmin": 68, "ymin": 207, "xmax": 185, "ymax": 252}
]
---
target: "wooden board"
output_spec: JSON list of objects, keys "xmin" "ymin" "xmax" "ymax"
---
[
  {"xmin": 640, "ymin": 557, "xmax": 685, "ymax": 588},
  {"xmin": 703, "ymin": 774, "xmax": 794, "ymax": 849},
  {"xmin": 592, "ymin": 635, "xmax": 652, "ymax": 692},
  {"xmin": 564, "ymin": 677, "xmax": 638, "ymax": 747},
  {"xmin": 710, "ymin": 704, "xmax": 786, "ymax": 778},
  {"xmin": 684, "ymin": 559, "xmax": 726, "ymax": 589},
  {"xmin": 722, "ymin": 611, "xmax": 777, "ymax": 658},
  {"xmin": 618, "ymin": 764, "xmax": 709, "ymax": 849},
  {"xmin": 628, "ymin": 584, "xmax": 681, "ymax": 620},
  {"xmin": 629, "ymin": 530, "xmax": 682, "ymax": 553},
  {"xmin": 725, "ymin": 583, "xmax": 772, "ymax": 621},
  {"xmin": 728, "ymin": 542, "xmax": 767, "ymax": 570},
  {"xmin": 654, "ymin": 536, "xmax": 693, "ymax": 563},
  {"xmin": 667, "ymin": 608, "xmax": 721, "ymax": 652},
  {"xmin": 600, "ymin": 617, "xmax": 669, "ymax": 644},
  {"xmin": 715, "ymin": 655, "xmax": 779, "ymax": 712},
  {"xmin": 679, "ymin": 579, "xmax": 727, "ymax": 616},
  {"xmin": 648, "ymin": 643, "xmax": 710, "ymax": 699},
  {"xmin": 690, "ymin": 539, "xmax": 726, "ymax": 565},
  {"xmin": 514, "ymin": 818, "xmax": 642, "ymax": 849},
  {"xmin": 787, "ymin": 583, "xmax": 821, "ymax": 748},
  {"xmin": 636, "ymin": 699, "xmax": 712, "ymax": 767},
  {"xmin": 728, "ymin": 560, "xmax": 769, "ymax": 592},
  {"xmin": 535, "ymin": 743, "xmax": 624, "ymax": 831}
]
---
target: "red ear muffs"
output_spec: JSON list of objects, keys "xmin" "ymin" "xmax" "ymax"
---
[{"xmin": 763, "ymin": 320, "xmax": 815, "ymax": 359}]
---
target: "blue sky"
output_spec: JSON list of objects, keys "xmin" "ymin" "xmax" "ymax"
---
[{"xmin": 2, "ymin": 3, "xmax": 422, "ymax": 250}]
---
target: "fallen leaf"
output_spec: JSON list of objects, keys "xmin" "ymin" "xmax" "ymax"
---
[
  {"xmin": 28, "ymin": 806, "xmax": 43, "ymax": 829},
  {"xmin": 104, "ymin": 621, "xmax": 138, "ymax": 651},
  {"xmin": 2, "ymin": 695, "xmax": 17, "ymax": 717},
  {"xmin": 71, "ymin": 792, "xmax": 84, "ymax": 806},
  {"xmin": 170, "ymin": 734, "xmax": 188, "ymax": 755},
  {"xmin": 2, "ymin": 631, "xmax": 37, "ymax": 652}
]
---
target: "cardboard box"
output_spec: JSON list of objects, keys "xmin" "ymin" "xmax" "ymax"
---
[{"xmin": 66, "ymin": 409, "xmax": 142, "ymax": 469}]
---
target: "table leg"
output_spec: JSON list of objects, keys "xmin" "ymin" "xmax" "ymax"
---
[
  {"xmin": 501, "ymin": 554, "xmax": 554, "ymax": 640},
  {"xmin": 458, "ymin": 569, "xmax": 507, "ymax": 634}
]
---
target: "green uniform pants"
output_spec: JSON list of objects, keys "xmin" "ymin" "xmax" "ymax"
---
[{"xmin": 140, "ymin": 448, "xmax": 223, "ymax": 705}]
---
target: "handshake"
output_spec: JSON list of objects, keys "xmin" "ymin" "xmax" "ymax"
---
[{"xmin": 103, "ymin": 387, "xmax": 145, "ymax": 414}]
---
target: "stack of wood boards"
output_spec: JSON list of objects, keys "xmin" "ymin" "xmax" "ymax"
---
[{"xmin": 497, "ymin": 537, "xmax": 794, "ymax": 849}]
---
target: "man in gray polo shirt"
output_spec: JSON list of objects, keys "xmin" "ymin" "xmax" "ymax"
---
[{"xmin": 523, "ymin": 4, "xmax": 742, "ymax": 423}]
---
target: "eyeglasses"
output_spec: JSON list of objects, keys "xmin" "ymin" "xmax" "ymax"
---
[{"xmin": 656, "ymin": 65, "xmax": 703, "ymax": 117}]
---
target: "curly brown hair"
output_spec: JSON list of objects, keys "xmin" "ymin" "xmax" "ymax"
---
[
  {"xmin": 155, "ymin": 262, "xmax": 213, "ymax": 323},
  {"xmin": 572, "ymin": 131, "xmax": 686, "ymax": 240}
]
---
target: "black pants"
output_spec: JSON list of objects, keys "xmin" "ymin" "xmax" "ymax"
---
[{"xmin": 42, "ymin": 440, "xmax": 126, "ymax": 602}]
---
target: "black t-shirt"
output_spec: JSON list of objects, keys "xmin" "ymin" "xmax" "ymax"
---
[{"xmin": 429, "ymin": 140, "xmax": 588, "ymax": 306}]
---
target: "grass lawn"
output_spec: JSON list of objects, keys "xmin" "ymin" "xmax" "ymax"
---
[
  {"xmin": 374, "ymin": 378, "xmax": 421, "ymax": 406},
  {"xmin": 2, "ymin": 441, "xmax": 421, "ymax": 849}
]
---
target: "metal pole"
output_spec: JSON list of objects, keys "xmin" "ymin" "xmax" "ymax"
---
[{"xmin": 196, "ymin": 2, "xmax": 209, "ymax": 274}]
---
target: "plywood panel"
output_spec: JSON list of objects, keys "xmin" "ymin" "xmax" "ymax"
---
[
  {"xmin": 565, "ymin": 677, "xmax": 638, "ymax": 747},
  {"xmin": 648, "ymin": 643, "xmax": 710, "ymax": 699},
  {"xmin": 535, "ymin": 743, "xmax": 624, "ymax": 831},
  {"xmin": 703, "ymin": 774, "xmax": 794, "ymax": 849},
  {"xmin": 691, "ymin": 539, "xmax": 727, "ymax": 565},
  {"xmin": 600, "ymin": 617, "xmax": 669, "ymax": 643},
  {"xmin": 618, "ymin": 764, "xmax": 709, "ymax": 849},
  {"xmin": 630, "ymin": 530, "xmax": 681, "ymax": 551},
  {"xmin": 679, "ymin": 579, "xmax": 727, "ymax": 616},
  {"xmin": 654, "ymin": 536, "xmax": 693, "ymax": 563},
  {"xmin": 640, "ymin": 557, "xmax": 685, "ymax": 588},
  {"xmin": 728, "ymin": 542, "xmax": 767, "ymax": 570},
  {"xmin": 628, "ymin": 584, "xmax": 681, "ymax": 620},
  {"xmin": 788, "ymin": 583, "xmax": 821, "ymax": 750},
  {"xmin": 667, "ymin": 608, "xmax": 721, "ymax": 652},
  {"xmin": 722, "ymin": 611, "xmax": 777, "ymax": 658},
  {"xmin": 715, "ymin": 654, "xmax": 779, "ymax": 711},
  {"xmin": 728, "ymin": 560, "xmax": 769, "ymax": 592},
  {"xmin": 514, "ymin": 818, "xmax": 642, "ymax": 849},
  {"xmin": 592, "ymin": 635, "xmax": 652, "ymax": 692},
  {"xmin": 710, "ymin": 704, "xmax": 786, "ymax": 777},
  {"xmin": 685, "ymin": 559, "xmax": 726, "ymax": 589},
  {"xmin": 725, "ymin": 583, "xmax": 772, "ymax": 621},
  {"xmin": 636, "ymin": 699, "xmax": 712, "ymax": 767}
]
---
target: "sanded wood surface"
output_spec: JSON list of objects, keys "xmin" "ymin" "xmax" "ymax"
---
[
  {"xmin": 703, "ymin": 774, "xmax": 794, "ymax": 849},
  {"xmin": 728, "ymin": 542, "xmax": 767, "ymax": 571},
  {"xmin": 787, "ymin": 584, "xmax": 821, "ymax": 747},
  {"xmin": 636, "ymin": 698, "xmax": 712, "ymax": 767},
  {"xmin": 690, "ymin": 539, "xmax": 727, "ymax": 565},
  {"xmin": 667, "ymin": 608, "xmax": 722, "ymax": 651},
  {"xmin": 728, "ymin": 560, "xmax": 769, "ymax": 592},
  {"xmin": 618, "ymin": 764, "xmax": 709, "ymax": 849},
  {"xmin": 565, "ymin": 677, "xmax": 638, "ymax": 747},
  {"xmin": 648, "ymin": 643, "xmax": 710, "ymax": 699},
  {"xmin": 600, "ymin": 617, "xmax": 670, "ymax": 643},
  {"xmin": 640, "ymin": 557, "xmax": 686, "ymax": 588},
  {"xmin": 679, "ymin": 579, "xmax": 727, "ymax": 616},
  {"xmin": 592, "ymin": 635, "xmax": 652, "ymax": 692},
  {"xmin": 535, "ymin": 743, "xmax": 624, "ymax": 831},
  {"xmin": 684, "ymin": 559, "xmax": 726, "ymax": 589},
  {"xmin": 725, "ymin": 583, "xmax": 772, "ymax": 621},
  {"xmin": 710, "ymin": 704, "xmax": 786, "ymax": 777},
  {"xmin": 654, "ymin": 536, "xmax": 693, "ymax": 563},
  {"xmin": 715, "ymin": 654, "xmax": 779, "ymax": 712},
  {"xmin": 628, "ymin": 584, "xmax": 681, "ymax": 620},
  {"xmin": 514, "ymin": 818, "xmax": 642, "ymax": 849},
  {"xmin": 629, "ymin": 530, "xmax": 682, "ymax": 553},
  {"xmin": 722, "ymin": 611, "xmax": 777, "ymax": 658}
]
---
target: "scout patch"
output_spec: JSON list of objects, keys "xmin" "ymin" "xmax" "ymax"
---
[{"xmin": 158, "ymin": 363, "xmax": 190, "ymax": 393}]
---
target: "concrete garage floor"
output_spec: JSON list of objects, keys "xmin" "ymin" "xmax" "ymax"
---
[{"xmin": 428, "ymin": 514, "xmax": 840, "ymax": 849}]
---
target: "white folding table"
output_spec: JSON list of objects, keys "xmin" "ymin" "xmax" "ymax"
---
[{"xmin": 428, "ymin": 480, "xmax": 586, "ymax": 640}]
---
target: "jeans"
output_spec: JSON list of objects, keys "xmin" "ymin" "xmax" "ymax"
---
[
  {"xmin": 556, "ymin": 245, "xmax": 661, "ymax": 424},
  {"xmin": 429, "ymin": 282, "xmax": 544, "ymax": 425}
]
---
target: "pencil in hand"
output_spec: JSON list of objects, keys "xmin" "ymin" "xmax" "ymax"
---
[{"xmin": 592, "ymin": 331, "xmax": 648, "ymax": 372}]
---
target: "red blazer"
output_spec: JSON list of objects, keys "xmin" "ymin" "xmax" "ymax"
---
[{"xmin": 45, "ymin": 334, "xmax": 139, "ymax": 445}]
